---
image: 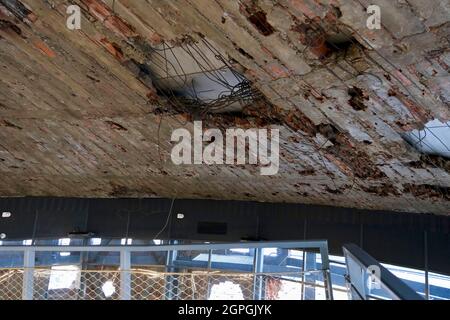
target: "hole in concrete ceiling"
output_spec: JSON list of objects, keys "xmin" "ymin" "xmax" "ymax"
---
[
  {"xmin": 325, "ymin": 32, "xmax": 356, "ymax": 53},
  {"xmin": 140, "ymin": 38, "xmax": 260, "ymax": 114},
  {"xmin": 403, "ymin": 119, "xmax": 450, "ymax": 158},
  {"xmin": 236, "ymin": 47, "xmax": 254, "ymax": 60},
  {"xmin": 246, "ymin": 11, "xmax": 275, "ymax": 36},
  {"xmin": 240, "ymin": 1, "xmax": 275, "ymax": 36},
  {"xmin": 292, "ymin": 21, "xmax": 357, "ymax": 59},
  {"xmin": 348, "ymin": 86, "xmax": 369, "ymax": 111}
]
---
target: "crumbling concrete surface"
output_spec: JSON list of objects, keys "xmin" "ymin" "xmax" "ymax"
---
[{"xmin": 0, "ymin": 0, "xmax": 449, "ymax": 214}]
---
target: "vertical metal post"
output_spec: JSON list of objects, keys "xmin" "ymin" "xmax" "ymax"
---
[
  {"xmin": 22, "ymin": 248, "xmax": 35, "ymax": 300},
  {"xmin": 301, "ymin": 251, "xmax": 306, "ymax": 300},
  {"xmin": 120, "ymin": 249, "xmax": 131, "ymax": 300},
  {"xmin": 424, "ymin": 231, "xmax": 429, "ymax": 300},
  {"xmin": 303, "ymin": 251, "xmax": 316, "ymax": 300},
  {"xmin": 207, "ymin": 249, "xmax": 212, "ymax": 270},
  {"xmin": 206, "ymin": 250, "xmax": 213, "ymax": 299},
  {"xmin": 323, "ymin": 269, "xmax": 333, "ymax": 300},
  {"xmin": 164, "ymin": 241, "xmax": 178, "ymax": 300},
  {"xmin": 253, "ymin": 248, "xmax": 264, "ymax": 300},
  {"xmin": 320, "ymin": 243, "xmax": 333, "ymax": 300},
  {"xmin": 78, "ymin": 238, "xmax": 88, "ymax": 300}
]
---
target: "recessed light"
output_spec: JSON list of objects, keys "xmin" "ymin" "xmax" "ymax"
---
[
  {"xmin": 0, "ymin": 233, "xmax": 6, "ymax": 239},
  {"xmin": 177, "ymin": 213, "xmax": 184, "ymax": 219},
  {"xmin": 1, "ymin": 212, "xmax": 11, "ymax": 218}
]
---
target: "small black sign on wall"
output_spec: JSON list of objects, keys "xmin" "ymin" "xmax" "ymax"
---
[{"xmin": 197, "ymin": 221, "xmax": 228, "ymax": 235}]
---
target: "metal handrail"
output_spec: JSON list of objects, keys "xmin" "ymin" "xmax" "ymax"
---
[{"xmin": 343, "ymin": 244, "xmax": 424, "ymax": 300}]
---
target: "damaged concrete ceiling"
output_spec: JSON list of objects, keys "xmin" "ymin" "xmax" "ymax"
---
[{"xmin": 0, "ymin": 0, "xmax": 449, "ymax": 214}]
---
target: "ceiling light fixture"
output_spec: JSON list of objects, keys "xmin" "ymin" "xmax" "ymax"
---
[{"xmin": 1, "ymin": 212, "xmax": 11, "ymax": 218}]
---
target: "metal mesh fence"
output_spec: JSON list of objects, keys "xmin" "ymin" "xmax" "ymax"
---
[
  {"xmin": 0, "ymin": 268, "xmax": 328, "ymax": 300},
  {"xmin": 0, "ymin": 269, "xmax": 23, "ymax": 300}
]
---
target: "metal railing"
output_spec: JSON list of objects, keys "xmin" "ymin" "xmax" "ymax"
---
[
  {"xmin": 0, "ymin": 268, "xmax": 328, "ymax": 300},
  {"xmin": 343, "ymin": 244, "xmax": 424, "ymax": 300},
  {"xmin": 0, "ymin": 240, "xmax": 333, "ymax": 300}
]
